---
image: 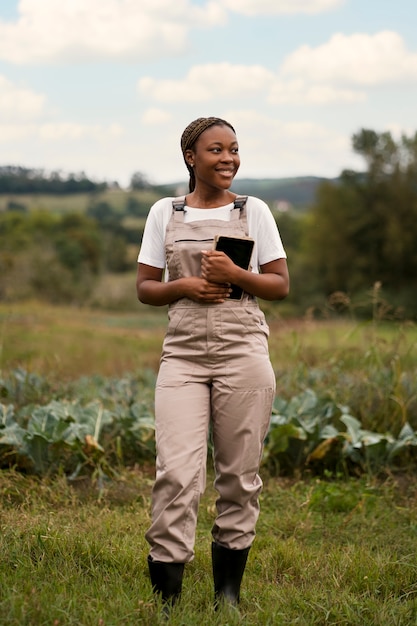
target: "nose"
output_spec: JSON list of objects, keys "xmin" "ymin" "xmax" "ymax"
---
[{"xmin": 220, "ymin": 150, "xmax": 234, "ymax": 162}]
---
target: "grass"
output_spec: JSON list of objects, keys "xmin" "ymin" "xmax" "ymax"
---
[
  {"xmin": 1, "ymin": 301, "xmax": 417, "ymax": 623},
  {"xmin": 0, "ymin": 301, "xmax": 165, "ymax": 378},
  {"xmin": 1, "ymin": 468, "xmax": 417, "ymax": 625},
  {"xmin": 2, "ymin": 301, "xmax": 416, "ymax": 377}
]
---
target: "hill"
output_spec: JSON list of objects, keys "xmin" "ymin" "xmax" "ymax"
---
[
  {"xmin": 230, "ymin": 176, "xmax": 331, "ymax": 208},
  {"xmin": 0, "ymin": 164, "xmax": 331, "ymax": 210},
  {"xmin": 166, "ymin": 176, "xmax": 331, "ymax": 209}
]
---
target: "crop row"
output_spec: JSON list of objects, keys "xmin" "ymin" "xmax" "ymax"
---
[{"xmin": 1, "ymin": 369, "xmax": 417, "ymax": 479}]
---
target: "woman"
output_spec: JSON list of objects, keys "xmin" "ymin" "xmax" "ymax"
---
[{"xmin": 136, "ymin": 117, "xmax": 289, "ymax": 609}]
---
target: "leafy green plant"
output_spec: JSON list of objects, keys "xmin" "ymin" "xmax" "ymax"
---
[
  {"xmin": 0, "ymin": 370, "xmax": 156, "ymax": 477},
  {"xmin": 264, "ymin": 389, "xmax": 346, "ymax": 475},
  {"xmin": 0, "ymin": 367, "xmax": 52, "ymax": 406},
  {"xmin": 263, "ymin": 389, "xmax": 417, "ymax": 476},
  {"xmin": 1, "ymin": 368, "xmax": 417, "ymax": 479}
]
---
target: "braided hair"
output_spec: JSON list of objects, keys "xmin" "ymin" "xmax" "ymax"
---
[{"xmin": 180, "ymin": 117, "xmax": 236, "ymax": 192}]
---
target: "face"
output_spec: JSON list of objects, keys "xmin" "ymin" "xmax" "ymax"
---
[{"xmin": 186, "ymin": 124, "xmax": 240, "ymax": 191}]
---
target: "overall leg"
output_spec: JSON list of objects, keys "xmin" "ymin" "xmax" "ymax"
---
[
  {"xmin": 211, "ymin": 385, "xmax": 274, "ymax": 547},
  {"xmin": 210, "ymin": 306, "xmax": 276, "ymax": 604},
  {"xmin": 146, "ymin": 378, "xmax": 211, "ymax": 563},
  {"xmin": 211, "ymin": 382, "xmax": 274, "ymax": 605},
  {"xmin": 146, "ymin": 374, "xmax": 210, "ymax": 607},
  {"xmin": 146, "ymin": 304, "xmax": 213, "ymax": 606}
]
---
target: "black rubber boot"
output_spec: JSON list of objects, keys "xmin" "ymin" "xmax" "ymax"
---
[
  {"xmin": 211, "ymin": 542, "xmax": 250, "ymax": 607},
  {"xmin": 147, "ymin": 556, "xmax": 184, "ymax": 608}
]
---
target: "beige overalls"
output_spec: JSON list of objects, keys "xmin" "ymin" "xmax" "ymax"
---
[{"xmin": 146, "ymin": 196, "xmax": 276, "ymax": 563}]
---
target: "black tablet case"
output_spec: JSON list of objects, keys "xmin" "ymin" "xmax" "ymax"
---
[{"xmin": 214, "ymin": 235, "xmax": 254, "ymax": 300}]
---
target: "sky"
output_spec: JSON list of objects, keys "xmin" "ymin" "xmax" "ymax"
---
[{"xmin": 0, "ymin": 0, "xmax": 416, "ymax": 188}]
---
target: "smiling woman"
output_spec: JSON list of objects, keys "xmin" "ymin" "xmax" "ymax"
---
[
  {"xmin": 181, "ymin": 116, "xmax": 240, "ymax": 197},
  {"xmin": 135, "ymin": 115, "xmax": 289, "ymax": 612}
]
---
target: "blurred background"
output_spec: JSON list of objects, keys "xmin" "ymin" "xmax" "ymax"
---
[{"xmin": 1, "ymin": 0, "xmax": 417, "ymax": 318}]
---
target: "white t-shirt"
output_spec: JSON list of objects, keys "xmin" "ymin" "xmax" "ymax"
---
[{"xmin": 138, "ymin": 196, "xmax": 287, "ymax": 274}]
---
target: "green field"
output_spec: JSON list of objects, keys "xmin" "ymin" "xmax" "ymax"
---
[
  {"xmin": 2, "ymin": 301, "xmax": 416, "ymax": 432},
  {"xmin": 2, "ymin": 301, "xmax": 416, "ymax": 375},
  {"xmin": 1, "ymin": 303, "xmax": 417, "ymax": 624},
  {"xmin": 0, "ymin": 188, "xmax": 161, "ymax": 215},
  {"xmin": 0, "ymin": 301, "xmax": 165, "ymax": 379}
]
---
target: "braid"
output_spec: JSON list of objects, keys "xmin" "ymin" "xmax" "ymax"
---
[{"xmin": 180, "ymin": 117, "xmax": 236, "ymax": 192}]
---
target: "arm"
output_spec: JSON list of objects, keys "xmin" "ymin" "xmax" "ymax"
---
[
  {"xmin": 136, "ymin": 262, "xmax": 232, "ymax": 306},
  {"xmin": 201, "ymin": 252, "xmax": 289, "ymax": 301}
]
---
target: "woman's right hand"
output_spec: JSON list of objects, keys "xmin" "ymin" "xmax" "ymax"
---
[
  {"xmin": 137, "ymin": 263, "xmax": 231, "ymax": 306},
  {"xmin": 184, "ymin": 276, "xmax": 231, "ymax": 304}
]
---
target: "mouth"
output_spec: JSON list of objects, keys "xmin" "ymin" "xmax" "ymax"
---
[{"xmin": 216, "ymin": 168, "xmax": 235, "ymax": 176}]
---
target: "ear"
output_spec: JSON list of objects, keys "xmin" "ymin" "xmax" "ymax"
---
[{"xmin": 184, "ymin": 149, "xmax": 194, "ymax": 167}]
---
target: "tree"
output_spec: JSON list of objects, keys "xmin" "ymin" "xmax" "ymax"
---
[
  {"xmin": 0, "ymin": 166, "xmax": 107, "ymax": 193},
  {"xmin": 130, "ymin": 171, "xmax": 150, "ymax": 190},
  {"xmin": 305, "ymin": 129, "xmax": 417, "ymax": 315}
]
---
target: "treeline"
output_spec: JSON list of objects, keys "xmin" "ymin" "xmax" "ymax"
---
[
  {"xmin": 1, "ymin": 129, "xmax": 417, "ymax": 317},
  {"xmin": 278, "ymin": 128, "xmax": 417, "ymax": 318},
  {"xmin": 0, "ymin": 193, "xmax": 158, "ymax": 305},
  {"xmin": 0, "ymin": 166, "xmax": 176, "ymax": 196},
  {"xmin": 0, "ymin": 166, "xmax": 108, "ymax": 194}
]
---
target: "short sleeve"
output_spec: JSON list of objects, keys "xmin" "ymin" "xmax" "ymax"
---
[
  {"xmin": 246, "ymin": 197, "xmax": 287, "ymax": 267},
  {"xmin": 137, "ymin": 198, "xmax": 173, "ymax": 268}
]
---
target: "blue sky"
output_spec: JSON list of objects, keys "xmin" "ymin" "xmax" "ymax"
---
[{"xmin": 0, "ymin": 0, "xmax": 416, "ymax": 187}]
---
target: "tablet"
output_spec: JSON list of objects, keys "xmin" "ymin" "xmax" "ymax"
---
[{"xmin": 214, "ymin": 235, "xmax": 254, "ymax": 300}]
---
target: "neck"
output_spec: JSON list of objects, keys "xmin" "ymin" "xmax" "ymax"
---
[{"xmin": 186, "ymin": 189, "xmax": 235, "ymax": 209}]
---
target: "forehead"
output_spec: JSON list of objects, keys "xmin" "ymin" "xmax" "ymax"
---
[{"xmin": 195, "ymin": 124, "xmax": 237, "ymax": 147}]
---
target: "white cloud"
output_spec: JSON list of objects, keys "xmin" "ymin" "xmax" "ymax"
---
[
  {"xmin": 0, "ymin": 121, "xmax": 124, "ymax": 143},
  {"xmin": 0, "ymin": 124, "xmax": 35, "ymax": 142},
  {"xmin": 134, "ymin": 31, "xmax": 417, "ymax": 108},
  {"xmin": 0, "ymin": 0, "xmax": 348, "ymax": 65},
  {"xmin": 0, "ymin": 75, "xmax": 46, "ymax": 120},
  {"xmin": 268, "ymin": 79, "xmax": 366, "ymax": 105},
  {"xmin": 221, "ymin": 110, "xmax": 362, "ymax": 178},
  {"xmin": 141, "ymin": 108, "xmax": 172, "ymax": 125},
  {"xmin": 38, "ymin": 122, "xmax": 124, "ymax": 141},
  {"xmin": 281, "ymin": 31, "xmax": 417, "ymax": 85},
  {"xmin": 0, "ymin": 0, "xmax": 227, "ymax": 64},
  {"xmin": 139, "ymin": 63, "xmax": 274, "ymax": 102},
  {"xmin": 138, "ymin": 61, "xmax": 366, "ymax": 106},
  {"xmin": 219, "ymin": 0, "xmax": 344, "ymax": 16}
]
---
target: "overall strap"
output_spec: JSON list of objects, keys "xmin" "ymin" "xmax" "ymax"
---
[
  {"xmin": 173, "ymin": 195, "xmax": 247, "ymax": 211},
  {"xmin": 171, "ymin": 195, "xmax": 247, "ymax": 222},
  {"xmin": 230, "ymin": 195, "xmax": 248, "ymax": 222},
  {"xmin": 172, "ymin": 196, "xmax": 186, "ymax": 222},
  {"xmin": 233, "ymin": 195, "xmax": 248, "ymax": 210},
  {"xmin": 172, "ymin": 197, "xmax": 186, "ymax": 211}
]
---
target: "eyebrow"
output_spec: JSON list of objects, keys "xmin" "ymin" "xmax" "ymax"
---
[{"xmin": 208, "ymin": 140, "xmax": 239, "ymax": 146}]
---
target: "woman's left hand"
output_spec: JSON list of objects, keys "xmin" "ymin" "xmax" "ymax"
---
[
  {"xmin": 201, "ymin": 250, "xmax": 236, "ymax": 285},
  {"xmin": 201, "ymin": 251, "xmax": 290, "ymax": 302}
]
